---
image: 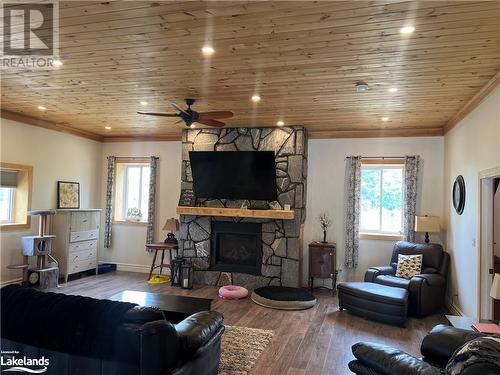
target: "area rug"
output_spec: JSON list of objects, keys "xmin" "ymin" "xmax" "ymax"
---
[{"xmin": 219, "ymin": 325, "xmax": 274, "ymax": 375}]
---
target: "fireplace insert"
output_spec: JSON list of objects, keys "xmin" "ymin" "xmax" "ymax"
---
[{"xmin": 211, "ymin": 222, "xmax": 262, "ymax": 275}]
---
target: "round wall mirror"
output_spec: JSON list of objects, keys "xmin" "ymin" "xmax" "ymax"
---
[{"xmin": 452, "ymin": 175, "xmax": 466, "ymax": 215}]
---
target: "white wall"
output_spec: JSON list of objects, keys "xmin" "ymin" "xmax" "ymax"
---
[
  {"xmin": 99, "ymin": 142, "xmax": 181, "ymax": 272},
  {"xmin": 0, "ymin": 119, "xmax": 101, "ymax": 284},
  {"xmin": 444, "ymin": 87, "xmax": 500, "ymax": 317},
  {"xmin": 304, "ymin": 137, "xmax": 445, "ymax": 285}
]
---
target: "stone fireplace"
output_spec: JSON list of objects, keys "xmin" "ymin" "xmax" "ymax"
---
[{"xmin": 178, "ymin": 126, "xmax": 307, "ymax": 288}]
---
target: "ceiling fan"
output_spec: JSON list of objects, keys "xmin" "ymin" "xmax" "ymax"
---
[{"xmin": 137, "ymin": 98, "xmax": 233, "ymax": 128}]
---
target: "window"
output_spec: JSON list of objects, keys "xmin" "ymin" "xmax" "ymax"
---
[
  {"xmin": 114, "ymin": 158, "xmax": 151, "ymax": 223},
  {"xmin": 360, "ymin": 161, "xmax": 404, "ymax": 239},
  {"xmin": 0, "ymin": 162, "xmax": 33, "ymax": 230}
]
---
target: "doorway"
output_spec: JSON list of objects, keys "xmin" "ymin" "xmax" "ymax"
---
[{"xmin": 479, "ymin": 167, "xmax": 500, "ymax": 319}]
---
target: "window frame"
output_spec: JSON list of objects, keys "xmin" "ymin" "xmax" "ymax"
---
[
  {"xmin": 113, "ymin": 157, "xmax": 151, "ymax": 225},
  {"xmin": 359, "ymin": 159, "xmax": 405, "ymax": 241},
  {"xmin": 0, "ymin": 162, "xmax": 33, "ymax": 231}
]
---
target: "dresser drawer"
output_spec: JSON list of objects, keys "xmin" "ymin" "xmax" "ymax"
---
[
  {"xmin": 69, "ymin": 240, "xmax": 97, "ymax": 253},
  {"xmin": 69, "ymin": 249, "xmax": 96, "ymax": 264},
  {"xmin": 69, "ymin": 259, "xmax": 97, "ymax": 274},
  {"xmin": 70, "ymin": 211, "xmax": 100, "ymax": 232},
  {"xmin": 70, "ymin": 229, "xmax": 99, "ymax": 243}
]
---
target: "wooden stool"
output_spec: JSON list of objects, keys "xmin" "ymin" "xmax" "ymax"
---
[{"xmin": 146, "ymin": 242, "xmax": 178, "ymax": 281}]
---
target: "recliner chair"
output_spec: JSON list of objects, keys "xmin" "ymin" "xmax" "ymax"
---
[{"xmin": 365, "ymin": 241, "xmax": 450, "ymax": 317}]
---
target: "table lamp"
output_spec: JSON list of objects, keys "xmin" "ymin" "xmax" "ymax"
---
[
  {"xmin": 491, "ymin": 274, "xmax": 500, "ymax": 300},
  {"xmin": 414, "ymin": 215, "xmax": 440, "ymax": 244},
  {"xmin": 163, "ymin": 218, "xmax": 180, "ymax": 244}
]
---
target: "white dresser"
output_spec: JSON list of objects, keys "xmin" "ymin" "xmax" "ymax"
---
[{"xmin": 52, "ymin": 209, "xmax": 101, "ymax": 282}]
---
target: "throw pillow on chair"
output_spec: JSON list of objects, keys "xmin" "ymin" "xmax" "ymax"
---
[{"xmin": 395, "ymin": 254, "xmax": 423, "ymax": 279}]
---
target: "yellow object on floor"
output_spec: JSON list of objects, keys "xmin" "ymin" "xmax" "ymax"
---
[{"xmin": 148, "ymin": 275, "xmax": 170, "ymax": 284}]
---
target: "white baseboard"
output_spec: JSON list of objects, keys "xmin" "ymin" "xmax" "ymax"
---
[
  {"xmin": 99, "ymin": 261, "xmax": 150, "ymax": 273},
  {"xmin": 0, "ymin": 278, "xmax": 22, "ymax": 287},
  {"xmin": 446, "ymin": 296, "xmax": 464, "ymax": 316}
]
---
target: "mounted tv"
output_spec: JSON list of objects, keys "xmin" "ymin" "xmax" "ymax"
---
[{"xmin": 189, "ymin": 151, "xmax": 277, "ymax": 201}]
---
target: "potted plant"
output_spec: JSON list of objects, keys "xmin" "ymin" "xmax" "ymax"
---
[{"xmin": 126, "ymin": 207, "xmax": 142, "ymax": 221}]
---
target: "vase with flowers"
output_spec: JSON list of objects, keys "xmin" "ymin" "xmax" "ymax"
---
[{"xmin": 319, "ymin": 213, "xmax": 331, "ymax": 243}]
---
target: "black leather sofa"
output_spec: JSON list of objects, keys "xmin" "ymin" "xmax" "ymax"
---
[
  {"xmin": 0, "ymin": 285, "xmax": 224, "ymax": 375},
  {"xmin": 349, "ymin": 324, "xmax": 499, "ymax": 375},
  {"xmin": 365, "ymin": 241, "xmax": 450, "ymax": 316}
]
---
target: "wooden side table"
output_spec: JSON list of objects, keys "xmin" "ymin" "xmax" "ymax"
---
[
  {"xmin": 146, "ymin": 242, "xmax": 178, "ymax": 281},
  {"xmin": 308, "ymin": 241, "xmax": 336, "ymax": 292}
]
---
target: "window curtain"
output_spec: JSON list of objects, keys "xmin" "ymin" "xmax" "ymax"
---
[
  {"xmin": 403, "ymin": 155, "xmax": 420, "ymax": 242},
  {"xmin": 146, "ymin": 156, "xmax": 159, "ymax": 246},
  {"xmin": 104, "ymin": 156, "xmax": 116, "ymax": 248},
  {"xmin": 344, "ymin": 156, "xmax": 362, "ymax": 269}
]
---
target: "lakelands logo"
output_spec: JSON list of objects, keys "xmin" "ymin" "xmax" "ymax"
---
[
  {"xmin": 0, "ymin": 0, "xmax": 59, "ymax": 69},
  {"xmin": 1, "ymin": 351, "xmax": 49, "ymax": 373}
]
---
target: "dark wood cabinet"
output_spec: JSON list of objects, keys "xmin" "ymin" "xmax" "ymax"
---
[{"xmin": 308, "ymin": 241, "xmax": 336, "ymax": 292}]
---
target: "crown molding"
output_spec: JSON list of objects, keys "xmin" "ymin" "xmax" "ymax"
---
[{"xmin": 308, "ymin": 127, "xmax": 444, "ymax": 139}]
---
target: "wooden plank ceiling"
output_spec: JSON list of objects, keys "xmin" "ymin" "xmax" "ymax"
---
[{"xmin": 1, "ymin": 0, "xmax": 500, "ymax": 140}]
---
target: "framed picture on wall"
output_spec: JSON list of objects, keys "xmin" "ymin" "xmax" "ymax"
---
[{"xmin": 57, "ymin": 181, "xmax": 80, "ymax": 209}]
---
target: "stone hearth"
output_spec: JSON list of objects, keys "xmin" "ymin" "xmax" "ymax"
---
[{"xmin": 179, "ymin": 126, "xmax": 307, "ymax": 288}]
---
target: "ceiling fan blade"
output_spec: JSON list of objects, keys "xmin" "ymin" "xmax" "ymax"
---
[
  {"xmin": 137, "ymin": 111, "xmax": 179, "ymax": 117},
  {"xmin": 170, "ymin": 102, "xmax": 190, "ymax": 116},
  {"xmin": 198, "ymin": 111, "xmax": 234, "ymax": 120},
  {"xmin": 197, "ymin": 118, "xmax": 226, "ymax": 128}
]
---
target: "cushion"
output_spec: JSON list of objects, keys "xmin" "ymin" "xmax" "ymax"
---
[
  {"xmin": 395, "ymin": 254, "xmax": 423, "ymax": 279},
  {"xmin": 375, "ymin": 275, "xmax": 411, "ymax": 289},
  {"xmin": 337, "ymin": 282, "xmax": 408, "ymax": 305},
  {"xmin": 392, "ymin": 241, "xmax": 443, "ymax": 269},
  {"xmin": 218, "ymin": 285, "xmax": 248, "ymax": 300},
  {"xmin": 445, "ymin": 336, "xmax": 500, "ymax": 375},
  {"xmin": 251, "ymin": 286, "xmax": 316, "ymax": 310}
]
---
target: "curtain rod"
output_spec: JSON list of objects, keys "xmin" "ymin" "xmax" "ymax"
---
[{"xmin": 345, "ymin": 156, "xmax": 405, "ymax": 159}]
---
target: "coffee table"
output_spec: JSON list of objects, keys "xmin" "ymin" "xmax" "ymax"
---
[
  {"xmin": 446, "ymin": 315, "xmax": 500, "ymax": 331},
  {"xmin": 110, "ymin": 290, "xmax": 212, "ymax": 323}
]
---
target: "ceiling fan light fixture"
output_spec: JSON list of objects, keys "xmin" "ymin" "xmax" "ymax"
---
[
  {"xmin": 251, "ymin": 94, "xmax": 261, "ymax": 102},
  {"xmin": 201, "ymin": 46, "xmax": 215, "ymax": 56},
  {"xmin": 190, "ymin": 124, "xmax": 196, "ymax": 128},
  {"xmin": 355, "ymin": 81, "xmax": 369, "ymax": 92}
]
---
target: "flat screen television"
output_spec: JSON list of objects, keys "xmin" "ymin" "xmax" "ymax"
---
[{"xmin": 189, "ymin": 151, "xmax": 277, "ymax": 201}]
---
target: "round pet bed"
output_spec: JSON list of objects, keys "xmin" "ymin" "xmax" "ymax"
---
[
  {"xmin": 251, "ymin": 286, "xmax": 316, "ymax": 310},
  {"xmin": 219, "ymin": 285, "xmax": 249, "ymax": 300}
]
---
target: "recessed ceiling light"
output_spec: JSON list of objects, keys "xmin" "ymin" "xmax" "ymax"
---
[
  {"xmin": 53, "ymin": 59, "xmax": 63, "ymax": 67},
  {"xmin": 388, "ymin": 87, "xmax": 398, "ymax": 93},
  {"xmin": 251, "ymin": 94, "xmax": 261, "ymax": 102},
  {"xmin": 105, "ymin": 126, "xmax": 111, "ymax": 130},
  {"xmin": 381, "ymin": 117, "xmax": 389, "ymax": 122},
  {"xmin": 355, "ymin": 81, "xmax": 369, "ymax": 92},
  {"xmin": 201, "ymin": 46, "xmax": 215, "ymax": 56},
  {"xmin": 140, "ymin": 101, "xmax": 148, "ymax": 106},
  {"xmin": 400, "ymin": 25, "xmax": 415, "ymax": 34},
  {"xmin": 37, "ymin": 105, "xmax": 46, "ymax": 111},
  {"xmin": 277, "ymin": 121, "xmax": 285, "ymax": 126}
]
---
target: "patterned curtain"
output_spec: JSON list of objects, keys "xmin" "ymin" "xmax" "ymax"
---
[
  {"xmin": 104, "ymin": 156, "xmax": 116, "ymax": 248},
  {"xmin": 146, "ymin": 156, "xmax": 159, "ymax": 246},
  {"xmin": 403, "ymin": 155, "xmax": 420, "ymax": 242},
  {"xmin": 344, "ymin": 156, "xmax": 362, "ymax": 269}
]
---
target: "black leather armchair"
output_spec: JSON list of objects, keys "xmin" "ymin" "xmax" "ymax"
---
[
  {"xmin": 365, "ymin": 241, "xmax": 450, "ymax": 316},
  {"xmin": 349, "ymin": 324, "xmax": 497, "ymax": 375}
]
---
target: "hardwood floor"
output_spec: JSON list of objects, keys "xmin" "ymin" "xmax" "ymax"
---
[{"xmin": 50, "ymin": 271, "xmax": 447, "ymax": 375}]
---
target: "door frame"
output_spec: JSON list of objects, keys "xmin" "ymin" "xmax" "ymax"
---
[{"xmin": 478, "ymin": 166, "xmax": 500, "ymax": 319}]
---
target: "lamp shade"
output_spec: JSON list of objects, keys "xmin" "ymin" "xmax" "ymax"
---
[
  {"xmin": 163, "ymin": 218, "xmax": 179, "ymax": 232},
  {"xmin": 491, "ymin": 274, "xmax": 500, "ymax": 299},
  {"xmin": 414, "ymin": 216, "xmax": 440, "ymax": 233}
]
